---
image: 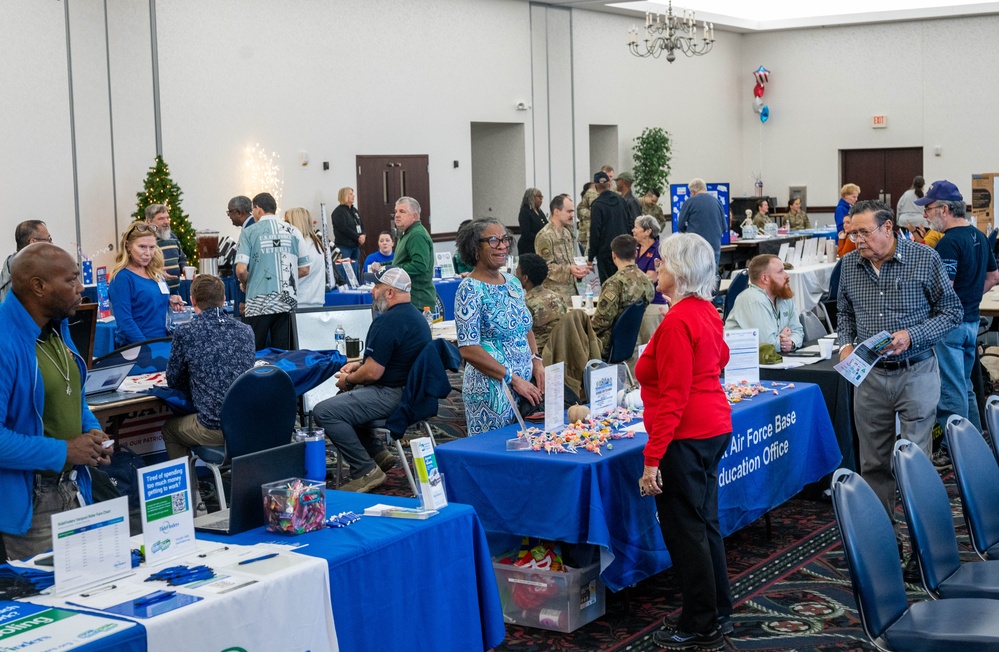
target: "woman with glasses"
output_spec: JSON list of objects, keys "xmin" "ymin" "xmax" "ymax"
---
[
  {"xmin": 108, "ymin": 222, "xmax": 175, "ymax": 347},
  {"xmin": 454, "ymin": 218, "xmax": 544, "ymax": 435},
  {"xmin": 517, "ymin": 187, "xmax": 547, "ymax": 256}
]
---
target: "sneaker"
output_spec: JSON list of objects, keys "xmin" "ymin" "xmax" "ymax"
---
[
  {"xmin": 662, "ymin": 616, "xmax": 733, "ymax": 637},
  {"xmin": 931, "ymin": 449, "xmax": 952, "ymax": 471},
  {"xmin": 373, "ymin": 450, "xmax": 398, "ymax": 473},
  {"xmin": 339, "ymin": 466, "xmax": 386, "ymax": 493},
  {"xmin": 903, "ymin": 555, "xmax": 922, "ymax": 585},
  {"xmin": 653, "ymin": 625, "xmax": 724, "ymax": 651}
]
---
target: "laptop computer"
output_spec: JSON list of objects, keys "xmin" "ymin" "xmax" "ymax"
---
[
  {"xmin": 194, "ymin": 441, "xmax": 306, "ymax": 535},
  {"xmin": 84, "ymin": 364, "xmax": 135, "ymax": 406}
]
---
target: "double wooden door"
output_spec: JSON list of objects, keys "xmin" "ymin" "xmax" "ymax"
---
[
  {"xmin": 355, "ymin": 155, "xmax": 431, "ymax": 261},
  {"xmin": 840, "ymin": 148, "xmax": 922, "ymax": 211}
]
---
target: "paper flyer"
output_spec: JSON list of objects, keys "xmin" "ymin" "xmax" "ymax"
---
[
  {"xmin": 435, "ymin": 251, "xmax": 456, "ymax": 278},
  {"xmin": 137, "ymin": 458, "xmax": 197, "ymax": 566},
  {"xmin": 724, "ymin": 329, "xmax": 760, "ymax": 385},
  {"xmin": 410, "ymin": 437, "xmax": 448, "ymax": 511},
  {"xmin": 544, "ymin": 362, "xmax": 565, "ymax": 433},
  {"xmin": 834, "ymin": 330, "xmax": 894, "ymax": 387},
  {"xmin": 0, "ymin": 602, "xmax": 139, "ymax": 649},
  {"xmin": 52, "ymin": 496, "xmax": 131, "ymax": 596},
  {"xmin": 589, "ymin": 365, "xmax": 618, "ymax": 417}
]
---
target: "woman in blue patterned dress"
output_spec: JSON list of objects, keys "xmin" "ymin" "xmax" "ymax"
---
[{"xmin": 455, "ymin": 219, "xmax": 545, "ymax": 435}]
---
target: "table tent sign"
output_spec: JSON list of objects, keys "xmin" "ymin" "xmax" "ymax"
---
[
  {"xmin": 137, "ymin": 458, "xmax": 197, "ymax": 566},
  {"xmin": 724, "ymin": 329, "xmax": 760, "ymax": 385},
  {"xmin": 52, "ymin": 496, "xmax": 132, "ymax": 596}
]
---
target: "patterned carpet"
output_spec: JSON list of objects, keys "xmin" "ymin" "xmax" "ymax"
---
[{"xmin": 356, "ymin": 374, "xmax": 977, "ymax": 651}]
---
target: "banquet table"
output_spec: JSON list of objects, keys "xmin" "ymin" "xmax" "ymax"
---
[
  {"xmin": 203, "ymin": 491, "xmax": 506, "ymax": 652},
  {"xmin": 323, "ymin": 277, "xmax": 462, "ymax": 320},
  {"xmin": 435, "ymin": 382, "xmax": 840, "ymax": 592},
  {"xmin": 786, "ymin": 261, "xmax": 836, "ymax": 314}
]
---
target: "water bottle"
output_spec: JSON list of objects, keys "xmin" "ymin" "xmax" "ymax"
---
[
  {"xmin": 585, "ymin": 290, "xmax": 594, "ymax": 311},
  {"xmin": 334, "ymin": 323, "xmax": 346, "ymax": 355},
  {"xmin": 423, "ymin": 306, "xmax": 434, "ymax": 327}
]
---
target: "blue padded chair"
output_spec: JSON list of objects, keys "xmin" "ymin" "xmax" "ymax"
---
[
  {"xmin": 893, "ymin": 439, "xmax": 999, "ymax": 598},
  {"xmin": 191, "ymin": 365, "xmax": 297, "ymax": 511},
  {"xmin": 831, "ymin": 468, "xmax": 999, "ymax": 651},
  {"xmin": 721, "ymin": 270, "xmax": 748, "ymax": 321},
  {"xmin": 985, "ymin": 396, "xmax": 999, "ymax": 467},
  {"xmin": 605, "ymin": 301, "xmax": 647, "ymax": 366},
  {"xmin": 945, "ymin": 416, "xmax": 999, "ymax": 561}
]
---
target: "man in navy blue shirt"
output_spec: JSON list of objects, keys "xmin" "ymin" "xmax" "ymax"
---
[
  {"xmin": 917, "ymin": 180, "xmax": 999, "ymax": 438},
  {"xmin": 313, "ymin": 266, "xmax": 431, "ymax": 492},
  {"xmin": 677, "ymin": 178, "xmax": 726, "ymax": 268}
]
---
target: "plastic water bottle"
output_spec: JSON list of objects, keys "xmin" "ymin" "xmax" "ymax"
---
[
  {"xmin": 423, "ymin": 306, "xmax": 434, "ymax": 327},
  {"xmin": 334, "ymin": 323, "xmax": 346, "ymax": 355},
  {"xmin": 585, "ymin": 290, "xmax": 594, "ymax": 311}
]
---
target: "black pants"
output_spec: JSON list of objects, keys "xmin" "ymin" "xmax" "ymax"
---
[
  {"xmin": 245, "ymin": 311, "xmax": 292, "ymax": 350},
  {"xmin": 596, "ymin": 253, "xmax": 615, "ymax": 284},
  {"xmin": 655, "ymin": 433, "xmax": 733, "ymax": 633}
]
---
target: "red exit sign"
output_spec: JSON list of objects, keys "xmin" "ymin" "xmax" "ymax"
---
[{"xmin": 872, "ymin": 115, "xmax": 888, "ymax": 128}]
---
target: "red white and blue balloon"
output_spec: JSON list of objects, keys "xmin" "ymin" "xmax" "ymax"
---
[{"xmin": 752, "ymin": 66, "xmax": 771, "ymax": 124}]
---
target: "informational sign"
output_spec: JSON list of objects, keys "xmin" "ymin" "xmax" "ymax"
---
[
  {"xmin": 337, "ymin": 259, "xmax": 360, "ymax": 288},
  {"xmin": 544, "ymin": 362, "xmax": 565, "ymax": 433},
  {"xmin": 52, "ymin": 496, "xmax": 131, "ymax": 596},
  {"xmin": 0, "ymin": 601, "xmax": 139, "ymax": 650},
  {"xmin": 435, "ymin": 251, "xmax": 456, "ymax": 278},
  {"xmin": 588, "ymin": 365, "xmax": 618, "ymax": 417},
  {"xmin": 81, "ymin": 260, "xmax": 94, "ymax": 285},
  {"xmin": 96, "ymin": 266, "xmax": 111, "ymax": 319},
  {"xmin": 137, "ymin": 458, "xmax": 196, "ymax": 566},
  {"xmin": 411, "ymin": 437, "xmax": 448, "ymax": 511},
  {"xmin": 671, "ymin": 183, "xmax": 731, "ymax": 243},
  {"xmin": 723, "ymin": 329, "xmax": 760, "ymax": 385}
]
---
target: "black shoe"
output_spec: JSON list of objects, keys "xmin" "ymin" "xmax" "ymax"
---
[
  {"xmin": 931, "ymin": 449, "xmax": 952, "ymax": 471},
  {"xmin": 903, "ymin": 555, "xmax": 921, "ymax": 584},
  {"xmin": 653, "ymin": 625, "xmax": 725, "ymax": 651},
  {"xmin": 662, "ymin": 616, "xmax": 733, "ymax": 637}
]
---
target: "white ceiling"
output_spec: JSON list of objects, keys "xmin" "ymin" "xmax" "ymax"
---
[{"xmin": 534, "ymin": 0, "xmax": 999, "ymax": 31}]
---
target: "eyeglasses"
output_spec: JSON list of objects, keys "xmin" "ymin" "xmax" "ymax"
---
[
  {"xmin": 653, "ymin": 257, "xmax": 663, "ymax": 270},
  {"xmin": 479, "ymin": 236, "xmax": 514, "ymax": 249},
  {"xmin": 923, "ymin": 203, "xmax": 946, "ymax": 214},
  {"xmin": 128, "ymin": 223, "xmax": 160, "ymax": 235},
  {"xmin": 30, "ymin": 236, "xmax": 53, "ymax": 243},
  {"xmin": 847, "ymin": 222, "xmax": 888, "ymax": 242}
]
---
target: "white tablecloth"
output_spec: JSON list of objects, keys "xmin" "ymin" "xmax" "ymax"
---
[{"xmin": 787, "ymin": 262, "xmax": 836, "ymax": 314}]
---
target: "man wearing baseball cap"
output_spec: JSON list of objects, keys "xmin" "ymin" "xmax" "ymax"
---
[
  {"xmin": 312, "ymin": 265, "xmax": 431, "ymax": 492},
  {"xmin": 916, "ymin": 180, "xmax": 999, "ymax": 454},
  {"xmin": 589, "ymin": 170, "xmax": 631, "ymax": 282}
]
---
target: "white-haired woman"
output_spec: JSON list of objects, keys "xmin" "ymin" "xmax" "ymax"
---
[{"xmin": 638, "ymin": 233, "xmax": 733, "ymax": 650}]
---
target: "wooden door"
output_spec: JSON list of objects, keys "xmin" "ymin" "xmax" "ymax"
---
[
  {"xmin": 841, "ymin": 147, "xmax": 922, "ymax": 214},
  {"xmin": 356, "ymin": 155, "xmax": 431, "ymax": 261}
]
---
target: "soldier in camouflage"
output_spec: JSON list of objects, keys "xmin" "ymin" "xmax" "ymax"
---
[
  {"xmin": 577, "ymin": 165, "xmax": 615, "ymax": 251},
  {"xmin": 590, "ymin": 234, "xmax": 655, "ymax": 358},
  {"xmin": 536, "ymin": 194, "xmax": 590, "ymax": 299},
  {"xmin": 642, "ymin": 188, "xmax": 667, "ymax": 231},
  {"xmin": 516, "ymin": 254, "xmax": 568, "ymax": 355}
]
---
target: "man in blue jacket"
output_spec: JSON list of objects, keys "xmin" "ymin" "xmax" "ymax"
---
[{"xmin": 0, "ymin": 244, "xmax": 109, "ymax": 560}]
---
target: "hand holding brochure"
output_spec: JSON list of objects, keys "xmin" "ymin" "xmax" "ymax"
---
[{"xmin": 833, "ymin": 330, "xmax": 894, "ymax": 387}]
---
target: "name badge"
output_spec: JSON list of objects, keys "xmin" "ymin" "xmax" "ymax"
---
[
  {"xmin": 158, "ymin": 280, "xmax": 170, "ymax": 295},
  {"xmin": 355, "ymin": 224, "xmax": 363, "ymax": 234}
]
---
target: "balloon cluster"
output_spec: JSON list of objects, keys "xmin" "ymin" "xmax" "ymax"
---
[{"xmin": 752, "ymin": 66, "xmax": 771, "ymax": 124}]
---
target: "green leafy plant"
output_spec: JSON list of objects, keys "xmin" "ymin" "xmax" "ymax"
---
[
  {"xmin": 632, "ymin": 127, "xmax": 672, "ymax": 197},
  {"xmin": 131, "ymin": 155, "xmax": 198, "ymax": 265}
]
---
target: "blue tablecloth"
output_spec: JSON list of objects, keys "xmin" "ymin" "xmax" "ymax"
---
[
  {"xmin": 95, "ymin": 321, "xmax": 117, "ymax": 358},
  {"xmin": 202, "ymin": 491, "xmax": 506, "ymax": 652},
  {"xmin": 324, "ymin": 278, "xmax": 462, "ymax": 320},
  {"xmin": 2, "ymin": 599, "xmax": 145, "ymax": 651},
  {"xmin": 323, "ymin": 288, "xmax": 372, "ymax": 307},
  {"xmin": 436, "ymin": 382, "xmax": 841, "ymax": 592}
]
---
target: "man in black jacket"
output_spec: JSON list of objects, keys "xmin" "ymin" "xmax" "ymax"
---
[{"xmin": 587, "ymin": 171, "xmax": 631, "ymax": 283}]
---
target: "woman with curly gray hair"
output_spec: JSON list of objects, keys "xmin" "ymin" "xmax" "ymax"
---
[{"xmin": 454, "ymin": 218, "xmax": 544, "ymax": 435}]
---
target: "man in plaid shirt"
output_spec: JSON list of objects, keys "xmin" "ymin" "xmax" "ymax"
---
[{"xmin": 837, "ymin": 199, "xmax": 962, "ymax": 536}]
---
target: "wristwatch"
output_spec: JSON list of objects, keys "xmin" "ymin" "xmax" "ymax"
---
[{"xmin": 532, "ymin": 353, "xmax": 542, "ymax": 361}]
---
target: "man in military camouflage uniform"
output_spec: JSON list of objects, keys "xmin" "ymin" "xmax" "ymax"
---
[
  {"xmin": 616, "ymin": 171, "xmax": 643, "ymax": 221},
  {"xmin": 642, "ymin": 188, "xmax": 667, "ymax": 231},
  {"xmin": 536, "ymin": 195, "xmax": 589, "ymax": 299},
  {"xmin": 516, "ymin": 254, "xmax": 568, "ymax": 355},
  {"xmin": 577, "ymin": 165, "xmax": 615, "ymax": 252},
  {"xmin": 590, "ymin": 235, "xmax": 655, "ymax": 358}
]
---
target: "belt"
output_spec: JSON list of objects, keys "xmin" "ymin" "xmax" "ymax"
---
[
  {"xmin": 35, "ymin": 470, "xmax": 77, "ymax": 486},
  {"xmin": 874, "ymin": 348, "xmax": 933, "ymax": 371}
]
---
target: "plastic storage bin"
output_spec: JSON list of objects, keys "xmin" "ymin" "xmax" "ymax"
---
[
  {"xmin": 492, "ymin": 559, "xmax": 605, "ymax": 633},
  {"xmin": 261, "ymin": 477, "xmax": 326, "ymax": 535}
]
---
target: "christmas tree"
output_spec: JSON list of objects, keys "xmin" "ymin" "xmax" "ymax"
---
[{"xmin": 131, "ymin": 155, "xmax": 198, "ymax": 265}]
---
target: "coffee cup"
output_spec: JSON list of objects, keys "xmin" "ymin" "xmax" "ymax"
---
[
  {"xmin": 571, "ymin": 296, "xmax": 583, "ymax": 310},
  {"xmin": 183, "ymin": 266, "xmax": 196, "ymax": 280},
  {"xmin": 345, "ymin": 337, "xmax": 365, "ymax": 359},
  {"xmin": 818, "ymin": 338, "xmax": 834, "ymax": 359}
]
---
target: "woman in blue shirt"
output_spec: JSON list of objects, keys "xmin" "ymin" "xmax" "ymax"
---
[
  {"xmin": 108, "ymin": 221, "xmax": 174, "ymax": 347},
  {"xmin": 362, "ymin": 231, "xmax": 395, "ymax": 273}
]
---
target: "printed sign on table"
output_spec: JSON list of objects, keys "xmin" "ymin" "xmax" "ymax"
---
[
  {"xmin": 137, "ymin": 458, "xmax": 196, "ymax": 566},
  {"xmin": 52, "ymin": 496, "xmax": 131, "ymax": 596}
]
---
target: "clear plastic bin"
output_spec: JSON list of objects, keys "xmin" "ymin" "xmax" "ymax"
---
[
  {"xmin": 492, "ymin": 559, "xmax": 605, "ymax": 633},
  {"xmin": 261, "ymin": 477, "xmax": 326, "ymax": 535}
]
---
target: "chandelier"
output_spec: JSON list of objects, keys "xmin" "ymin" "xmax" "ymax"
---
[{"xmin": 627, "ymin": 2, "xmax": 715, "ymax": 63}]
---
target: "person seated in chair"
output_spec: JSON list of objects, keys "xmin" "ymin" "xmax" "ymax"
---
[
  {"xmin": 313, "ymin": 266, "xmax": 431, "ymax": 493},
  {"xmin": 515, "ymin": 254, "xmax": 567, "ymax": 356},
  {"xmin": 590, "ymin": 234, "xmax": 654, "ymax": 358},
  {"xmin": 724, "ymin": 254, "xmax": 803, "ymax": 353},
  {"xmin": 161, "ymin": 275, "xmax": 255, "ymax": 505}
]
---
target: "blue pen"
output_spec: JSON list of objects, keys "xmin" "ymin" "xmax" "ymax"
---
[
  {"xmin": 238, "ymin": 552, "xmax": 278, "ymax": 565},
  {"xmin": 134, "ymin": 590, "xmax": 176, "ymax": 607}
]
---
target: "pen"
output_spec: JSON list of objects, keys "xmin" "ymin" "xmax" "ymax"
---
[
  {"xmin": 133, "ymin": 590, "xmax": 176, "ymax": 607},
  {"xmin": 80, "ymin": 584, "xmax": 116, "ymax": 597},
  {"xmin": 238, "ymin": 553, "xmax": 278, "ymax": 565},
  {"xmin": 198, "ymin": 546, "xmax": 229, "ymax": 558}
]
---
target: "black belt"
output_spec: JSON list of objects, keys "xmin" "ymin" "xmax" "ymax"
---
[{"xmin": 874, "ymin": 348, "xmax": 933, "ymax": 371}]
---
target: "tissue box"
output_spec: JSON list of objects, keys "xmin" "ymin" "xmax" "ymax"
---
[
  {"xmin": 261, "ymin": 478, "xmax": 325, "ymax": 535},
  {"xmin": 492, "ymin": 559, "xmax": 605, "ymax": 633}
]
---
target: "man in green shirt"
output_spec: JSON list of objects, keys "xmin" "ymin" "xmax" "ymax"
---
[{"xmin": 392, "ymin": 196, "xmax": 436, "ymax": 315}]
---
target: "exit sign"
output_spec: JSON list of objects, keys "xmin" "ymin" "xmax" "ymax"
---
[{"xmin": 872, "ymin": 115, "xmax": 888, "ymax": 129}]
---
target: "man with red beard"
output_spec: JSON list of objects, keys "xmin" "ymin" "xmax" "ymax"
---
[{"xmin": 725, "ymin": 254, "xmax": 803, "ymax": 352}]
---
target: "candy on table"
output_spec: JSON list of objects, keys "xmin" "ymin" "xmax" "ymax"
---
[
  {"xmin": 516, "ymin": 407, "xmax": 642, "ymax": 455},
  {"xmin": 723, "ymin": 381, "xmax": 793, "ymax": 404},
  {"xmin": 262, "ymin": 478, "xmax": 326, "ymax": 535}
]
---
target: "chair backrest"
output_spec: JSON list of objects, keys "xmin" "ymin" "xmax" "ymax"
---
[
  {"xmin": 946, "ymin": 416, "xmax": 999, "ymax": 558},
  {"xmin": 892, "ymin": 439, "xmax": 962, "ymax": 592},
  {"xmin": 606, "ymin": 301, "xmax": 647, "ymax": 364},
  {"xmin": 92, "ymin": 337, "xmax": 173, "ymax": 375},
  {"xmin": 821, "ymin": 258, "xmax": 843, "ymax": 303},
  {"xmin": 989, "ymin": 228, "xmax": 998, "ymax": 256},
  {"xmin": 722, "ymin": 270, "xmax": 749, "ymax": 321},
  {"xmin": 67, "ymin": 303, "xmax": 98, "ymax": 369},
  {"xmin": 220, "ymin": 365, "xmax": 298, "ymax": 460},
  {"xmin": 830, "ymin": 468, "xmax": 909, "ymax": 642},
  {"xmin": 799, "ymin": 311, "xmax": 827, "ymax": 341},
  {"xmin": 985, "ymin": 396, "xmax": 999, "ymax": 466}
]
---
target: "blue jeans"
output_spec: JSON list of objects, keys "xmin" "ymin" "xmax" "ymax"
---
[{"xmin": 935, "ymin": 320, "xmax": 982, "ymax": 434}]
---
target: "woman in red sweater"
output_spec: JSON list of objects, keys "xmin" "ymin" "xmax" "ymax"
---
[{"xmin": 637, "ymin": 233, "xmax": 733, "ymax": 652}]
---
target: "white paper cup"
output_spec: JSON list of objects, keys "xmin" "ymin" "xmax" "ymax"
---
[
  {"xmin": 571, "ymin": 295, "xmax": 583, "ymax": 309},
  {"xmin": 183, "ymin": 266, "xmax": 196, "ymax": 280},
  {"xmin": 818, "ymin": 339, "xmax": 834, "ymax": 359}
]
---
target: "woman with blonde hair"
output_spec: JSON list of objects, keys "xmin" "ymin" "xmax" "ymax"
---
[
  {"xmin": 284, "ymin": 207, "xmax": 326, "ymax": 307},
  {"xmin": 331, "ymin": 187, "xmax": 364, "ymax": 276},
  {"xmin": 108, "ymin": 221, "xmax": 177, "ymax": 346},
  {"xmin": 835, "ymin": 183, "xmax": 860, "ymax": 237}
]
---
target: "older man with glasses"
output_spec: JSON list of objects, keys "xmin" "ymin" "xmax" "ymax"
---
[
  {"xmin": 0, "ymin": 221, "xmax": 52, "ymax": 302},
  {"xmin": 837, "ymin": 198, "xmax": 963, "ymax": 583}
]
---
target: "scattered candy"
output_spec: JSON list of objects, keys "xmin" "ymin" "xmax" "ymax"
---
[
  {"xmin": 515, "ymin": 407, "xmax": 642, "ymax": 455},
  {"xmin": 325, "ymin": 511, "xmax": 361, "ymax": 528},
  {"xmin": 724, "ymin": 381, "xmax": 789, "ymax": 404}
]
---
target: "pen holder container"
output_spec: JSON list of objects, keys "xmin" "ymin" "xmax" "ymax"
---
[{"xmin": 262, "ymin": 478, "xmax": 326, "ymax": 535}]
